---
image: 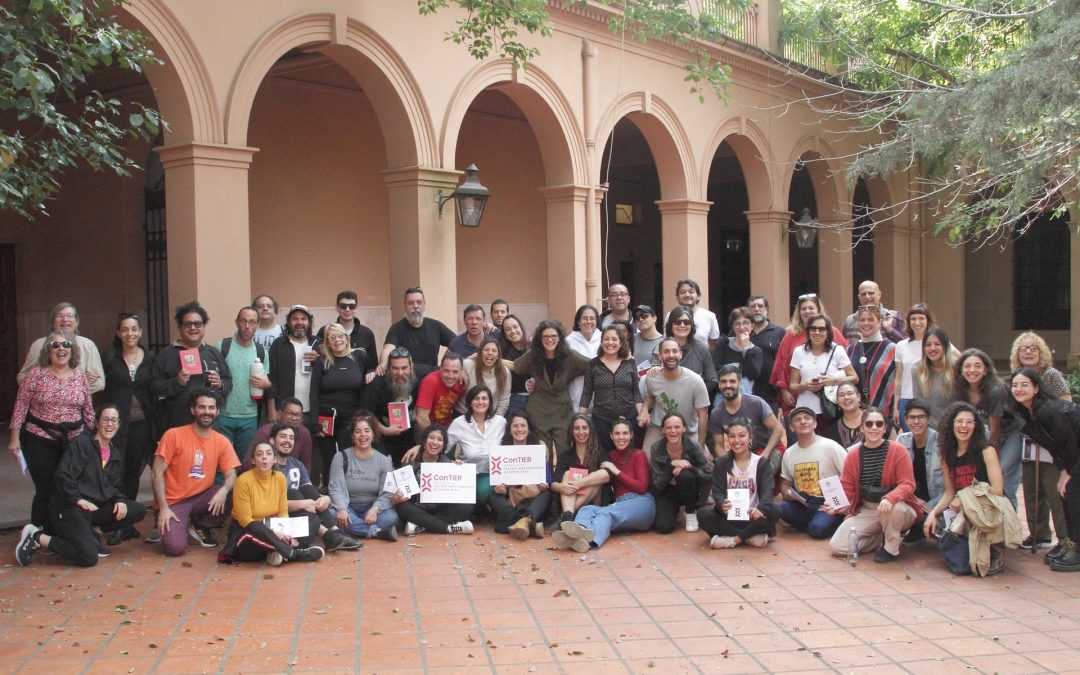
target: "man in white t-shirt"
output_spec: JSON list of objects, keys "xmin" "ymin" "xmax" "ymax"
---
[
  {"xmin": 252, "ymin": 294, "xmax": 285, "ymax": 351},
  {"xmin": 778, "ymin": 407, "xmax": 848, "ymax": 539},
  {"xmin": 267, "ymin": 305, "xmax": 318, "ymax": 424},
  {"xmin": 664, "ymin": 279, "xmax": 720, "ymax": 350}
]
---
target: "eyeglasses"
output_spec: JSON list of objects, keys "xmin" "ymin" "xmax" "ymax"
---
[
  {"xmin": 180, "ymin": 320, "xmax": 204, "ymax": 329},
  {"xmin": 48, "ymin": 340, "xmax": 72, "ymax": 349},
  {"xmin": 1017, "ymin": 345, "xmax": 1039, "ymax": 353},
  {"xmin": 281, "ymin": 409, "xmax": 303, "ymax": 418},
  {"xmin": 338, "ymin": 303, "xmax": 357, "ymax": 310},
  {"xmin": 99, "ymin": 417, "xmax": 120, "ymax": 425},
  {"xmin": 541, "ymin": 334, "xmax": 560, "ymax": 341},
  {"xmin": 672, "ymin": 319, "xmax": 692, "ymax": 326},
  {"xmin": 609, "ymin": 291, "xmax": 629, "ymax": 297},
  {"xmin": 864, "ymin": 419, "xmax": 887, "ymax": 429},
  {"xmin": 328, "ymin": 333, "xmax": 348, "ymax": 341},
  {"xmin": 906, "ymin": 413, "xmax": 928, "ymax": 421},
  {"xmin": 117, "ymin": 312, "xmax": 140, "ymax": 321},
  {"xmin": 857, "ymin": 304, "xmax": 880, "ymax": 312}
]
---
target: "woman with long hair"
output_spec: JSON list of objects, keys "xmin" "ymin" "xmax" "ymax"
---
[
  {"xmin": 770, "ymin": 293, "xmax": 849, "ymax": 413},
  {"xmin": 496, "ymin": 314, "xmax": 531, "ymax": 416},
  {"xmin": 893, "ymin": 304, "xmax": 939, "ymax": 430},
  {"xmin": 788, "ymin": 314, "xmax": 858, "ymax": 429},
  {"xmin": 551, "ymin": 415, "xmax": 608, "ymax": 527},
  {"xmin": 911, "ymin": 326, "xmax": 958, "ymax": 429},
  {"xmin": 489, "ymin": 412, "xmax": 551, "ymax": 540},
  {"xmin": 328, "ymin": 414, "xmax": 398, "ymax": 541},
  {"xmin": 460, "ymin": 337, "xmax": 512, "ymax": 416},
  {"xmin": 579, "ymin": 325, "xmax": 643, "ymax": 450},
  {"xmin": 846, "ymin": 304, "xmax": 896, "ymax": 421},
  {"xmin": 395, "ymin": 424, "xmax": 475, "ymax": 536},
  {"xmin": 511, "ymin": 320, "xmax": 588, "ymax": 452},
  {"xmin": 309, "ymin": 323, "xmax": 367, "ymax": 490}
]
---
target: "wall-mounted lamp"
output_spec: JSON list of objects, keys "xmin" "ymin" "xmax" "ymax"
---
[
  {"xmin": 787, "ymin": 207, "xmax": 821, "ymax": 249},
  {"xmin": 437, "ymin": 164, "xmax": 490, "ymax": 227}
]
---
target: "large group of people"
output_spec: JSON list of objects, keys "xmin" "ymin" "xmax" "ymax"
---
[{"xmin": 8, "ymin": 280, "xmax": 1080, "ymax": 577}]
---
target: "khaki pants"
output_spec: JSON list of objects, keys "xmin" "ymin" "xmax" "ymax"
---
[{"xmin": 829, "ymin": 500, "xmax": 917, "ymax": 557}]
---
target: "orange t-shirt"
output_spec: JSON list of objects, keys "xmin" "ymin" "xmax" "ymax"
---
[{"xmin": 155, "ymin": 425, "xmax": 241, "ymax": 504}]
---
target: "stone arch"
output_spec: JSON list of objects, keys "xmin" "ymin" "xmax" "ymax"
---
[
  {"xmin": 783, "ymin": 135, "xmax": 845, "ymax": 221},
  {"xmin": 593, "ymin": 92, "xmax": 695, "ymax": 199},
  {"xmin": 224, "ymin": 12, "xmax": 435, "ymax": 167},
  {"xmin": 701, "ymin": 117, "xmax": 775, "ymax": 212},
  {"xmin": 440, "ymin": 60, "xmax": 584, "ymax": 186},
  {"xmin": 118, "ymin": 0, "xmax": 221, "ymax": 143}
]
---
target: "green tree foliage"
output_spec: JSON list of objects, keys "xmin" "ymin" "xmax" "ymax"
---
[
  {"xmin": 0, "ymin": 0, "xmax": 162, "ymax": 218},
  {"xmin": 782, "ymin": 0, "xmax": 1079, "ymax": 241}
]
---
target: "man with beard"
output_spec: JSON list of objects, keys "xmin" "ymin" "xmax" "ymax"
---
[
  {"xmin": 637, "ymin": 338, "xmax": 710, "ymax": 453},
  {"xmin": 150, "ymin": 301, "xmax": 232, "ymax": 432},
  {"xmin": 17, "ymin": 301, "xmax": 105, "ymax": 393},
  {"xmin": 415, "ymin": 352, "xmax": 465, "ymax": 432},
  {"xmin": 151, "ymin": 390, "xmax": 241, "ymax": 556},
  {"xmin": 377, "ymin": 287, "xmax": 455, "ymax": 371},
  {"xmin": 746, "ymin": 295, "xmax": 785, "ymax": 411},
  {"xmin": 600, "ymin": 283, "xmax": 635, "ymax": 332},
  {"xmin": 363, "ymin": 348, "xmax": 435, "ymax": 464},
  {"xmin": 313, "ymin": 291, "xmax": 378, "ymax": 370},
  {"xmin": 216, "ymin": 306, "xmax": 271, "ymax": 461},
  {"xmin": 247, "ymin": 398, "xmax": 314, "ymax": 473},
  {"xmin": 707, "ymin": 365, "xmax": 784, "ymax": 465},
  {"xmin": 267, "ymin": 305, "xmax": 318, "ymax": 424},
  {"xmin": 268, "ymin": 423, "xmax": 362, "ymax": 551}
]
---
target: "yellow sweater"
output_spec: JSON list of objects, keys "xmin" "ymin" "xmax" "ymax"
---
[{"xmin": 231, "ymin": 469, "xmax": 287, "ymax": 527}]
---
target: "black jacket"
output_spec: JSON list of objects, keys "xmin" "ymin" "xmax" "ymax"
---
[
  {"xmin": 149, "ymin": 343, "xmax": 233, "ymax": 431},
  {"xmin": 314, "ymin": 321, "xmax": 377, "ymax": 371},
  {"xmin": 102, "ymin": 346, "xmax": 156, "ymax": 427},
  {"xmin": 267, "ymin": 333, "xmax": 315, "ymax": 404},
  {"xmin": 51, "ymin": 432, "xmax": 124, "ymax": 508},
  {"xmin": 1017, "ymin": 398, "xmax": 1080, "ymax": 474}
]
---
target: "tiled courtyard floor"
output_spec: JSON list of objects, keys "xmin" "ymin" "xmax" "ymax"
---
[{"xmin": 1, "ymin": 521, "xmax": 1078, "ymax": 674}]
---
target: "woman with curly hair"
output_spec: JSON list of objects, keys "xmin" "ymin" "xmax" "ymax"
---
[
  {"xmin": 511, "ymin": 320, "xmax": 588, "ymax": 452},
  {"xmin": 1010, "ymin": 332, "xmax": 1071, "ymax": 401}
]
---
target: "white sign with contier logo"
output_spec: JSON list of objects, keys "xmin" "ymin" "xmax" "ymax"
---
[
  {"xmin": 419, "ymin": 462, "xmax": 476, "ymax": 504},
  {"xmin": 489, "ymin": 445, "xmax": 547, "ymax": 485}
]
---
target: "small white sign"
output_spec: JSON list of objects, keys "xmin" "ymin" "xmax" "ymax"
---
[
  {"xmin": 728, "ymin": 488, "xmax": 750, "ymax": 520},
  {"xmin": 489, "ymin": 444, "xmax": 547, "ymax": 485},
  {"xmin": 267, "ymin": 516, "xmax": 309, "ymax": 538},
  {"xmin": 819, "ymin": 476, "xmax": 850, "ymax": 509},
  {"xmin": 419, "ymin": 462, "xmax": 477, "ymax": 504},
  {"xmin": 383, "ymin": 466, "xmax": 421, "ymax": 499}
]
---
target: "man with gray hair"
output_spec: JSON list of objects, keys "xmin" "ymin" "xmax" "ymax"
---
[{"xmin": 17, "ymin": 302, "xmax": 104, "ymax": 393}]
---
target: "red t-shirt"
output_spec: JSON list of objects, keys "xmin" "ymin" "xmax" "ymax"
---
[
  {"xmin": 155, "ymin": 425, "xmax": 241, "ymax": 504},
  {"xmin": 415, "ymin": 371, "xmax": 464, "ymax": 426}
]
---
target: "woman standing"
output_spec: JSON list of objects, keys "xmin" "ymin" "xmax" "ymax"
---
[
  {"xmin": 770, "ymin": 294, "xmax": 849, "ymax": 414},
  {"xmin": 512, "ymin": 320, "xmax": 588, "ymax": 452},
  {"xmin": 697, "ymin": 417, "xmax": 779, "ymax": 549},
  {"xmin": 102, "ymin": 312, "xmax": 156, "ymax": 542},
  {"xmin": 650, "ymin": 413, "xmax": 712, "ymax": 534},
  {"xmin": 788, "ymin": 315, "xmax": 858, "ymax": 430},
  {"xmin": 1010, "ymin": 369, "xmax": 1080, "ymax": 571},
  {"xmin": 497, "ymin": 315, "xmax": 531, "ymax": 416},
  {"xmin": 826, "ymin": 382, "xmax": 865, "ymax": 449},
  {"xmin": 1010, "ymin": 332, "xmax": 1072, "ymax": 401},
  {"xmin": 579, "ymin": 326, "xmax": 642, "ymax": 450},
  {"xmin": 658, "ymin": 306, "xmax": 716, "ymax": 396},
  {"xmin": 328, "ymin": 415, "xmax": 398, "ymax": 541},
  {"xmin": 551, "ymin": 415, "xmax": 608, "ymax": 526},
  {"xmin": 566, "ymin": 305, "xmax": 601, "ymax": 413},
  {"xmin": 711, "ymin": 307, "xmax": 762, "ymax": 400},
  {"xmin": 15, "ymin": 405, "xmax": 147, "ymax": 567},
  {"xmin": 489, "ymin": 412, "xmax": 551, "ymax": 540},
  {"xmin": 395, "ymin": 424, "xmax": 475, "ymax": 536},
  {"xmin": 460, "ymin": 338, "xmax": 512, "ymax": 416},
  {"xmin": 846, "ymin": 305, "xmax": 896, "ymax": 421},
  {"xmin": 893, "ymin": 304, "xmax": 936, "ymax": 430},
  {"xmin": 8, "ymin": 331, "xmax": 95, "ymax": 529},
  {"xmin": 309, "ymin": 323, "xmax": 367, "ymax": 490},
  {"xmin": 447, "ymin": 385, "xmax": 507, "ymax": 505},
  {"xmin": 911, "ymin": 327, "xmax": 958, "ymax": 429},
  {"xmin": 923, "ymin": 402, "xmax": 1015, "ymax": 576}
]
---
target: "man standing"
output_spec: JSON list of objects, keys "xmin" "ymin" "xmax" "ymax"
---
[
  {"xmin": 747, "ymin": 295, "xmax": 785, "ymax": 410},
  {"xmin": 17, "ymin": 302, "xmax": 104, "ymax": 393},
  {"xmin": 415, "ymin": 352, "xmax": 465, "ymax": 433},
  {"xmin": 632, "ymin": 305, "xmax": 664, "ymax": 368},
  {"xmin": 378, "ymin": 287, "xmax": 455, "ymax": 371},
  {"xmin": 448, "ymin": 304, "xmax": 487, "ymax": 359},
  {"xmin": 267, "ymin": 304, "xmax": 317, "ymax": 424},
  {"xmin": 150, "ymin": 301, "xmax": 232, "ymax": 432},
  {"xmin": 638, "ymin": 338, "xmax": 710, "ymax": 451},
  {"xmin": 842, "ymin": 280, "xmax": 906, "ymax": 342},
  {"xmin": 314, "ymin": 291, "xmax": 378, "ymax": 370},
  {"xmin": 778, "ymin": 406, "xmax": 849, "ymax": 539},
  {"xmin": 152, "ymin": 390, "xmax": 240, "ymax": 556},
  {"xmin": 669, "ymin": 279, "xmax": 720, "ymax": 349},
  {"xmin": 248, "ymin": 398, "xmax": 314, "ymax": 474},
  {"xmin": 707, "ymin": 365, "xmax": 784, "ymax": 463},
  {"xmin": 217, "ymin": 306, "xmax": 271, "ymax": 462},
  {"xmin": 364, "ymin": 348, "xmax": 434, "ymax": 464},
  {"xmin": 251, "ymin": 294, "xmax": 284, "ymax": 351},
  {"xmin": 600, "ymin": 283, "xmax": 634, "ymax": 330}
]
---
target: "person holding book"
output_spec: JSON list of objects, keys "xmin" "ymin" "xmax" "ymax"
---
[
  {"xmin": 778, "ymin": 407, "xmax": 848, "ymax": 539},
  {"xmin": 395, "ymin": 423, "xmax": 475, "ymax": 536},
  {"xmin": 309, "ymin": 323, "xmax": 367, "ymax": 490},
  {"xmin": 364, "ymin": 347, "xmax": 433, "ymax": 465},
  {"xmin": 550, "ymin": 415, "xmax": 609, "ymax": 528}
]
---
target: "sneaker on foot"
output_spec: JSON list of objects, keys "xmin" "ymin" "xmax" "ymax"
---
[
  {"xmin": 559, "ymin": 521, "xmax": 595, "ymax": 543},
  {"xmin": 96, "ymin": 537, "xmax": 111, "ymax": 558},
  {"xmin": 448, "ymin": 521, "xmax": 474, "ymax": 535},
  {"xmin": 123, "ymin": 525, "xmax": 141, "ymax": 541},
  {"xmin": 266, "ymin": 551, "xmax": 284, "ymax": 567},
  {"xmin": 188, "ymin": 525, "xmax": 218, "ymax": 548},
  {"xmin": 1021, "ymin": 535, "xmax": 1054, "ymax": 550},
  {"xmin": 745, "ymin": 533, "xmax": 769, "ymax": 548},
  {"xmin": 322, "ymin": 529, "xmax": 346, "ymax": 552},
  {"xmin": 709, "ymin": 535, "xmax": 737, "ymax": 549},
  {"xmin": 143, "ymin": 527, "xmax": 162, "ymax": 544},
  {"xmin": 985, "ymin": 551, "xmax": 1005, "ymax": 576},
  {"xmin": 15, "ymin": 524, "xmax": 41, "ymax": 566},
  {"xmin": 339, "ymin": 535, "xmax": 363, "ymax": 550},
  {"xmin": 372, "ymin": 526, "xmax": 398, "ymax": 542},
  {"xmin": 684, "ymin": 512, "xmax": 699, "ymax": 533},
  {"xmin": 290, "ymin": 546, "xmax": 325, "ymax": 563},
  {"xmin": 1045, "ymin": 541, "xmax": 1068, "ymax": 565},
  {"xmin": 508, "ymin": 517, "xmax": 531, "ymax": 541},
  {"xmin": 106, "ymin": 529, "xmax": 125, "ymax": 546},
  {"xmin": 873, "ymin": 547, "xmax": 899, "ymax": 563},
  {"xmin": 404, "ymin": 522, "xmax": 424, "ymax": 536},
  {"xmin": 551, "ymin": 531, "xmax": 590, "ymax": 553}
]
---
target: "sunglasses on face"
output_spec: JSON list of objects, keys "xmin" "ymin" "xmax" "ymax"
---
[
  {"xmin": 338, "ymin": 303, "xmax": 357, "ymax": 310},
  {"xmin": 672, "ymin": 319, "xmax": 692, "ymax": 326},
  {"xmin": 181, "ymin": 321, "xmax": 204, "ymax": 329},
  {"xmin": 863, "ymin": 419, "xmax": 887, "ymax": 429},
  {"xmin": 49, "ymin": 340, "xmax": 72, "ymax": 349}
]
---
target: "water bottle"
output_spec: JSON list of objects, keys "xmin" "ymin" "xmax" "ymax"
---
[
  {"xmin": 847, "ymin": 525, "xmax": 859, "ymax": 566},
  {"xmin": 250, "ymin": 359, "xmax": 265, "ymax": 400},
  {"xmin": 301, "ymin": 345, "xmax": 313, "ymax": 374}
]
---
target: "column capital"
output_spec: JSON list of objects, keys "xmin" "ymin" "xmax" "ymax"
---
[
  {"xmin": 655, "ymin": 199, "xmax": 712, "ymax": 216},
  {"xmin": 381, "ymin": 165, "xmax": 461, "ymax": 190},
  {"xmin": 744, "ymin": 208, "xmax": 793, "ymax": 225},
  {"xmin": 539, "ymin": 184, "xmax": 590, "ymax": 204},
  {"xmin": 156, "ymin": 142, "xmax": 257, "ymax": 170}
]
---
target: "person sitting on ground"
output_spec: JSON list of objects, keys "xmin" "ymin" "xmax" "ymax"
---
[
  {"xmin": 896, "ymin": 398, "xmax": 944, "ymax": 541},
  {"xmin": 828, "ymin": 407, "xmax": 920, "ymax": 563},
  {"xmin": 217, "ymin": 442, "xmax": 325, "ymax": 565},
  {"xmin": 490, "ymin": 412, "xmax": 551, "ymax": 540},
  {"xmin": 553, "ymin": 417, "xmax": 654, "ymax": 551},
  {"xmin": 825, "ymin": 381, "xmax": 865, "ymax": 449},
  {"xmin": 328, "ymin": 414, "xmax": 398, "ymax": 541},
  {"xmin": 17, "ymin": 405, "xmax": 147, "ymax": 567},
  {"xmin": 779, "ymin": 406, "xmax": 848, "ymax": 540},
  {"xmin": 550, "ymin": 415, "xmax": 609, "ymax": 529},
  {"xmin": 650, "ymin": 413, "xmax": 712, "ymax": 535},
  {"xmin": 447, "ymin": 385, "xmax": 507, "ymax": 506},
  {"xmin": 698, "ymin": 417, "xmax": 780, "ymax": 549},
  {"xmin": 395, "ymin": 424, "xmax": 475, "ymax": 536}
]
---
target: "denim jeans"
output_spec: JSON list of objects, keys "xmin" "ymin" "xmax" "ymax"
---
[
  {"xmin": 575, "ymin": 492, "xmax": 656, "ymax": 548},
  {"xmin": 997, "ymin": 428, "xmax": 1023, "ymax": 509},
  {"xmin": 780, "ymin": 497, "xmax": 843, "ymax": 539},
  {"xmin": 344, "ymin": 500, "xmax": 399, "ymax": 538}
]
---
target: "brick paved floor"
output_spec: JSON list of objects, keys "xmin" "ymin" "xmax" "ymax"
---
[{"xmin": 1, "ymin": 522, "xmax": 1078, "ymax": 674}]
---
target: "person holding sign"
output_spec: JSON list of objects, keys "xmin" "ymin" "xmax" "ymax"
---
[
  {"xmin": 328, "ymin": 415, "xmax": 398, "ymax": 541},
  {"xmin": 217, "ymin": 442, "xmax": 325, "ymax": 565},
  {"xmin": 779, "ymin": 406, "xmax": 848, "ymax": 539},
  {"xmin": 650, "ymin": 413, "xmax": 712, "ymax": 534},
  {"xmin": 697, "ymin": 418, "xmax": 779, "ymax": 549},
  {"xmin": 553, "ymin": 418, "xmax": 655, "ymax": 552},
  {"xmin": 551, "ymin": 415, "xmax": 609, "ymax": 529},
  {"xmin": 828, "ymin": 407, "xmax": 920, "ymax": 563},
  {"xmin": 447, "ymin": 385, "xmax": 507, "ymax": 505},
  {"xmin": 490, "ymin": 413, "xmax": 551, "ymax": 540},
  {"xmin": 395, "ymin": 424, "xmax": 475, "ymax": 536}
]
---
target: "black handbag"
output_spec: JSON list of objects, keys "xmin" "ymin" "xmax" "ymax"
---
[
  {"xmin": 937, "ymin": 527, "xmax": 972, "ymax": 575},
  {"xmin": 814, "ymin": 347, "xmax": 839, "ymax": 420}
]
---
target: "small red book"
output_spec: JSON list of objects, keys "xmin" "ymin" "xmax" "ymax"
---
[
  {"xmin": 318, "ymin": 415, "xmax": 335, "ymax": 436},
  {"xmin": 178, "ymin": 348, "xmax": 203, "ymax": 375},
  {"xmin": 568, "ymin": 467, "xmax": 588, "ymax": 494},
  {"xmin": 387, "ymin": 401, "xmax": 411, "ymax": 430}
]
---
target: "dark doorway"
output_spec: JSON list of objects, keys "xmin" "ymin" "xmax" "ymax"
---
[
  {"xmin": 0, "ymin": 244, "xmax": 16, "ymax": 424},
  {"xmin": 851, "ymin": 178, "xmax": 875, "ymax": 310},
  {"xmin": 706, "ymin": 140, "xmax": 750, "ymax": 331}
]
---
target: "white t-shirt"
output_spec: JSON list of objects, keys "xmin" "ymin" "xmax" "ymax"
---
[
  {"xmin": 781, "ymin": 436, "xmax": 848, "ymax": 497},
  {"xmin": 894, "ymin": 338, "xmax": 923, "ymax": 398},
  {"xmin": 292, "ymin": 340, "xmax": 312, "ymax": 411},
  {"xmin": 789, "ymin": 345, "xmax": 851, "ymax": 414}
]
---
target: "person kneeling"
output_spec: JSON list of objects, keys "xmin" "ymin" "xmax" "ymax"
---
[
  {"xmin": 650, "ymin": 413, "xmax": 712, "ymax": 534},
  {"xmin": 218, "ymin": 442, "xmax": 324, "ymax": 565},
  {"xmin": 697, "ymin": 417, "xmax": 779, "ymax": 549}
]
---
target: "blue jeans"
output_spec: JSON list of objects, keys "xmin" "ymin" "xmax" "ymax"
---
[
  {"xmin": 218, "ymin": 415, "xmax": 259, "ymax": 463},
  {"xmin": 780, "ymin": 497, "xmax": 843, "ymax": 539},
  {"xmin": 897, "ymin": 398, "xmax": 911, "ymax": 433},
  {"xmin": 344, "ymin": 500, "xmax": 399, "ymax": 538},
  {"xmin": 997, "ymin": 428, "xmax": 1023, "ymax": 509},
  {"xmin": 575, "ymin": 492, "xmax": 656, "ymax": 548}
]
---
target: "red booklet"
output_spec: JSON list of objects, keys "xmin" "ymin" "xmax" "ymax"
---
[
  {"xmin": 318, "ymin": 415, "xmax": 335, "ymax": 436},
  {"xmin": 568, "ymin": 467, "xmax": 588, "ymax": 494},
  {"xmin": 178, "ymin": 348, "xmax": 203, "ymax": 375},
  {"xmin": 387, "ymin": 401, "xmax": 411, "ymax": 430}
]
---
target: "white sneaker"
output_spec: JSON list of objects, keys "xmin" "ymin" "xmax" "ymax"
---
[
  {"xmin": 266, "ymin": 551, "xmax": 284, "ymax": 567},
  {"xmin": 404, "ymin": 522, "xmax": 424, "ymax": 536},
  {"xmin": 745, "ymin": 534, "xmax": 769, "ymax": 548},
  {"xmin": 710, "ymin": 535, "xmax": 737, "ymax": 549},
  {"xmin": 449, "ymin": 521, "xmax": 474, "ymax": 535},
  {"xmin": 559, "ymin": 521, "xmax": 595, "ymax": 543},
  {"xmin": 685, "ymin": 512, "xmax": 699, "ymax": 533}
]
